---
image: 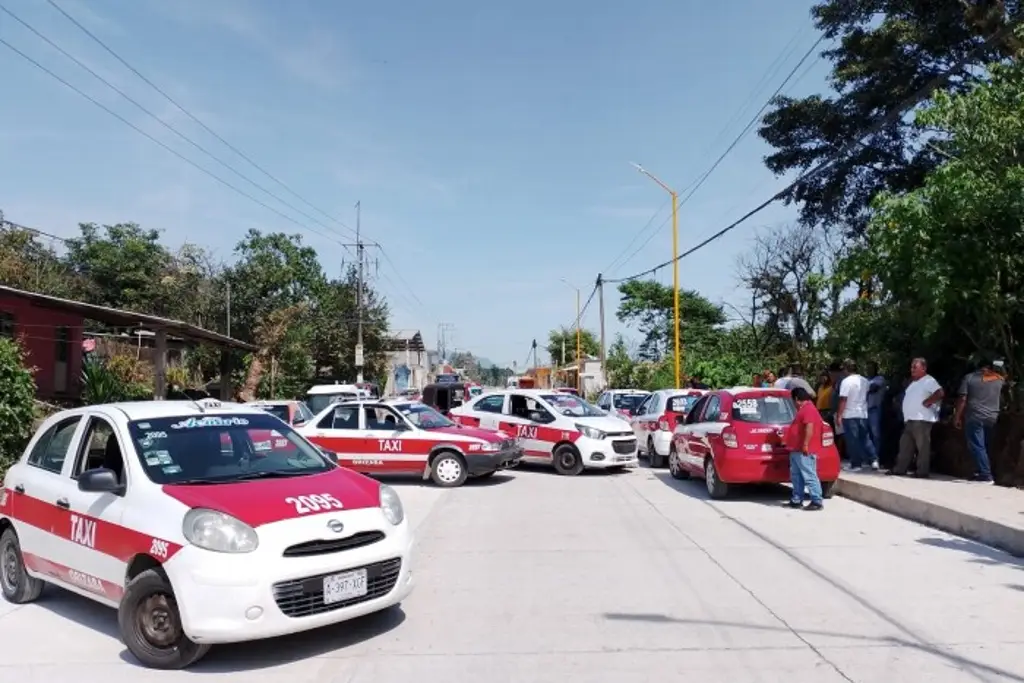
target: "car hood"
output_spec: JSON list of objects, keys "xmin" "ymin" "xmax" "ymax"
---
[
  {"xmin": 427, "ymin": 425, "xmax": 504, "ymax": 443},
  {"xmin": 574, "ymin": 415, "xmax": 633, "ymax": 432},
  {"xmin": 162, "ymin": 468, "xmax": 381, "ymax": 528}
]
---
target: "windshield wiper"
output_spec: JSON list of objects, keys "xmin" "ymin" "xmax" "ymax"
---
[
  {"xmin": 231, "ymin": 470, "xmax": 311, "ymax": 481},
  {"xmin": 171, "ymin": 478, "xmax": 227, "ymax": 485}
]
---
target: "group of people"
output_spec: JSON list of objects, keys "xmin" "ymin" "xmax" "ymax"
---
[{"xmin": 767, "ymin": 356, "xmax": 1006, "ymax": 511}]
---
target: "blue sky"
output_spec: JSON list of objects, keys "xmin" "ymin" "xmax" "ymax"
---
[{"xmin": 0, "ymin": 0, "xmax": 831, "ymax": 369}]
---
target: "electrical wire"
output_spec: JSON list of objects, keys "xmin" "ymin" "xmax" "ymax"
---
[
  {"xmin": 0, "ymin": 2, "xmax": 356, "ymax": 244},
  {"xmin": 604, "ymin": 21, "xmax": 1016, "ymax": 285},
  {"xmin": 43, "ymin": 0, "xmax": 355, "ymax": 234},
  {"xmin": 604, "ymin": 34, "xmax": 826, "ymax": 277}
]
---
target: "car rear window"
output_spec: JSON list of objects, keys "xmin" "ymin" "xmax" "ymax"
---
[
  {"xmin": 731, "ymin": 394, "xmax": 797, "ymax": 424},
  {"xmin": 667, "ymin": 395, "xmax": 701, "ymax": 413},
  {"xmin": 257, "ymin": 404, "xmax": 290, "ymax": 422},
  {"xmin": 613, "ymin": 394, "xmax": 647, "ymax": 409}
]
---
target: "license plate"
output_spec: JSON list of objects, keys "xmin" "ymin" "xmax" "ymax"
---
[{"xmin": 322, "ymin": 568, "xmax": 368, "ymax": 604}]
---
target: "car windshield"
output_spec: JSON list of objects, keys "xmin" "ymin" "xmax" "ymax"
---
[
  {"xmin": 731, "ymin": 394, "xmax": 797, "ymax": 424},
  {"xmin": 307, "ymin": 392, "xmax": 356, "ymax": 414},
  {"xmin": 541, "ymin": 393, "xmax": 604, "ymax": 417},
  {"xmin": 126, "ymin": 413, "xmax": 331, "ymax": 485},
  {"xmin": 256, "ymin": 404, "xmax": 290, "ymax": 422},
  {"xmin": 613, "ymin": 393, "xmax": 648, "ymax": 409},
  {"xmin": 667, "ymin": 394, "xmax": 701, "ymax": 413},
  {"xmin": 395, "ymin": 402, "xmax": 454, "ymax": 429}
]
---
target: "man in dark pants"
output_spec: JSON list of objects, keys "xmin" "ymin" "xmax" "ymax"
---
[
  {"xmin": 954, "ymin": 357, "xmax": 1004, "ymax": 483},
  {"xmin": 889, "ymin": 358, "xmax": 943, "ymax": 478}
]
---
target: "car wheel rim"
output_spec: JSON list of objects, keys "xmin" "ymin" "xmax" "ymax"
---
[
  {"xmin": 137, "ymin": 594, "xmax": 181, "ymax": 649},
  {"xmin": 559, "ymin": 451, "xmax": 576, "ymax": 469},
  {"xmin": 705, "ymin": 462, "xmax": 715, "ymax": 494},
  {"xmin": 669, "ymin": 451, "xmax": 679, "ymax": 475},
  {"xmin": 436, "ymin": 458, "xmax": 462, "ymax": 483},
  {"xmin": 0, "ymin": 542, "xmax": 19, "ymax": 593}
]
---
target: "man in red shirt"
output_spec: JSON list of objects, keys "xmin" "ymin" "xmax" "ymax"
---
[{"xmin": 785, "ymin": 387, "xmax": 824, "ymax": 510}]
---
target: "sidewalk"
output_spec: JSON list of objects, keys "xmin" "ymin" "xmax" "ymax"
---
[{"xmin": 836, "ymin": 471, "xmax": 1024, "ymax": 556}]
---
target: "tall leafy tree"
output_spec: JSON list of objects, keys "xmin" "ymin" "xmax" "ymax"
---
[
  {"xmin": 616, "ymin": 280, "xmax": 727, "ymax": 361},
  {"xmin": 546, "ymin": 327, "xmax": 600, "ymax": 365},
  {"xmin": 64, "ymin": 223, "xmax": 172, "ymax": 312},
  {"xmin": 758, "ymin": 1, "xmax": 1020, "ymax": 236}
]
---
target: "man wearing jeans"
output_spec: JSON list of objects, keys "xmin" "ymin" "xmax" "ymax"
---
[
  {"xmin": 954, "ymin": 358, "xmax": 1004, "ymax": 483},
  {"xmin": 866, "ymin": 361, "xmax": 886, "ymax": 455},
  {"xmin": 836, "ymin": 359, "xmax": 879, "ymax": 471},
  {"xmin": 784, "ymin": 387, "xmax": 824, "ymax": 510}
]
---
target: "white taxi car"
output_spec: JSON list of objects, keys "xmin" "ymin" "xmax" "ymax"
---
[
  {"xmin": 297, "ymin": 399, "xmax": 522, "ymax": 487},
  {"xmin": 0, "ymin": 399, "xmax": 413, "ymax": 669},
  {"xmin": 630, "ymin": 389, "xmax": 707, "ymax": 467},
  {"xmin": 449, "ymin": 389, "xmax": 638, "ymax": 475}
]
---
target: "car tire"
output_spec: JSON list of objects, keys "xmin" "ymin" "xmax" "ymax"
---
[
  {"xmin": 821, "ymin": 481, "xmax": 836, "ymax": 499},
  {"xmin": 668, "ymin": 445, "xmax": 689, "ymax": 480},
  {"xmin": 704, "ymin": 458, "xmax": 729, "ymax": 499},
  {"xmin": 430, "ymin": 452, "xmax": 468, "ymax": 487},
  {"xmin": 552, "ymin": 444, "xmax": 584, "ymax": 476},
  {"xmin": 0, "ymin": 528, "xmax": 44, "ymax": 604},
  {"xmin": 648, "ymin": 438, "xmax": 664, "ymax": 468},
  {"xmin": 118, "ymin": 568, "xmax": 210, "ymax": 669}
]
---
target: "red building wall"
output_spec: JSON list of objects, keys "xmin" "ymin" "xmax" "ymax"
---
[{"xmin": 0, "ymin": 294, "xmax": 84, "ymax": 400}]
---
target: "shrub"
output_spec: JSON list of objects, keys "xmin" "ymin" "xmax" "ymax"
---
[
  {"xmin": 0, "ymin": 338, "xmax": 37, "ymax": 473},
  {"xmin": 81, "ymin": 355, "xmax": 153, "ymax": 405}
]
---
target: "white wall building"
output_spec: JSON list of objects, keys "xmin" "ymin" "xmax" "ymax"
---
[{"xmin": 383, "ymin": 330, "xmax": 429, "ymax": 395}]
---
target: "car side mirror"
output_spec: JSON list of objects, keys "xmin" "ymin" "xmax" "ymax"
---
[
  {"xmin": 78, "ymin": 468, "xmax": 124, "ymax": 495},
  {"xmin": 528, "ymin": 411, "xmax": 549, "ymax": 423},
  {"xmin": 293, "ymin": 418, "xmax": 306, "ymax": 427}
]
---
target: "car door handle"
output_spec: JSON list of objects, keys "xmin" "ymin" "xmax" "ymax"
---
[
  {"xmin": 13, "ymin": 484, "xmax": 24, "ymax": 494},
  {"xmin": 55, "ymin": 498, "xmax": 70, "ymax": 509}
]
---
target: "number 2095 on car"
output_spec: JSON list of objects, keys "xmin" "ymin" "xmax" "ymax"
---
[{"xmin": 323, "ymin": 568, "xmax": 368, "ymax": 604}]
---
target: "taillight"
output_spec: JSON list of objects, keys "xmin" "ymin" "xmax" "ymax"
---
[
  {"xmin": 722, "ymin": 427, "xmax": 738, "ymax": 448},
  {"xmin": 658, "ymin": 418, "xmax": 670, "ymax": 431}
]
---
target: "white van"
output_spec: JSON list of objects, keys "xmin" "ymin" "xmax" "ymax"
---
[{"xmin": 306, "ymin": 383, "xmax": 368, "ymax": 414}]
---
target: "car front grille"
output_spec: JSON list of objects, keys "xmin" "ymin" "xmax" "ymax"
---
[
  {"xmin": 607, "ymin": 431, "xmax": 633, "ymax": 438},
  {"xmin": 272, "ymin": 558, "xmax": 402, "ymax": 618},
  {"xmin": 612, "ymin": 439, "xmax": 637, "ymax": 455},
  {"xmin": 282, "ymin": 531, "xmax": 386, "ymax": 557}
]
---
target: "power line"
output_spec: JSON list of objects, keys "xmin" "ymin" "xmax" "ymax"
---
[
  {"xmin": 605, "ymin": 21, "xmax": 1016, "ymax": 285},
  {"xmin": 604, "ymin": 34, "xmax": 825, "ymax": 277},
  {"xmin": 0, "ymin": 2, "xmax": 356, "ymax": 244},
  {"xmin": 0, "ymin": 36, "xmax": 348, "ymax": 246},
  {"xmin": 43, "ymin": 0, "xmax": 353, "ymax": 233}
]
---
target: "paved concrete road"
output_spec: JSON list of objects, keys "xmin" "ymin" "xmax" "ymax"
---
[{"xmin": 2, "ymin": 467, "xmax": 1023, "ymax": 682}]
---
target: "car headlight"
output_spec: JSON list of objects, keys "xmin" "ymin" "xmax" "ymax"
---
[
  {"xmin": 182, "ymin": 508, "xmax": 259, "ymax": 553},
  {"xmin": 478, "ymin": 442, "xmax": 501, "ymax": 452},
  {"xmin": 576, "ymin": 423, "xmax": 606, "ymax": 440},
  {"xmin": 379, "ymin": 484, "xmax": 405, "ymax": 525}
]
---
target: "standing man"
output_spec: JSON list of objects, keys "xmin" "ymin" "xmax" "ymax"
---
[
  {"xmin": 774, "ymin": 363, "xmax": 816, "ymax": 399},
  {"xmin": 865, "ymin": 361, "xmax": 887, "ymax": 455},
  {"xmin": 784, "ymin": 387, "xmax": 824, "ymax": 511},
  {"xmin": 954, "ymin": 357, "xmax": 1005, "ymax": 483},
  {"xmin": 836, "ymin": 359, "xmax": 879, "ymax": 471},
  {"xmin": 889, "ymin": 358, "xmax": 943, "ymax": 477}
]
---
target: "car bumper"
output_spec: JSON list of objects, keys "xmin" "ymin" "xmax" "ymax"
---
[
  {"xmin": 649, "ymin": 431, "xmax": 673, "ymax": 456},
  {"xmin": 579, "ymin": 436, "xmax": 639, "ymax": 468},
  {"xmin": 717, "ymin": 450, "xmax": 842, "ymax": 484},
  {"xmin": 166, "ymin": 519, "xmax": 414, "ymax": 644},
  {"xmin": 467, "ymin": 446, "xmax": 523, "ymax": 476}
]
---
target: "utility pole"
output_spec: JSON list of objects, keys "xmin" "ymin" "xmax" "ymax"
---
[
  {"xmin": 225, "ymin": 282, "xmax": 231, "ymax": 338},
  {"xmin": 340, "ymin": 201, "xmax": 380, "ymax": 384},
  {"xmin": 597, "ymin": 274, "xmax": 606, "ymax": 373}
]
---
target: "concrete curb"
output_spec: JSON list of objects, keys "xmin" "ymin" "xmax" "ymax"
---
[{"xmin": 836, "ymin": 477, "xmax": 1024, "ymax": 557}]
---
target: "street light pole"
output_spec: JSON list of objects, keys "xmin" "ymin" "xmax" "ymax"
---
[
  {"xmin": 631, "ymin": 163, "xmax": 682, "ymax": 388},
  {"xmin": 575, "ymin": 287, "xmax": 581, "ymax": 395}
]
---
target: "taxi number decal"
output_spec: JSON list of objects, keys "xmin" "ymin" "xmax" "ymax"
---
[
  {"xmin": 353, "ymin": 458, "xmax": 383, "ymax": 466},
  {"xmin": 286, "ymin": 493, "xmax": 344, "ymax": 515},
  {"xmin": 146, "ymin": 538, "xmax": 168, "ymax": 558},
  {"xmin": 378, "ymin": 439, "xmax": 402, "ymax": 452},
  {"xmin": 68, "ymin": 569, "xmax": 106, "ymax": 594}
]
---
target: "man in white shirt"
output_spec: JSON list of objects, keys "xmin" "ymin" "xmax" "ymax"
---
[
  {"xmin": 836, "ymin": 358, "xmax": 879, "ymax": 471},
  {"xmin": 889, "ymin": 357, "xmax": 944, "ymax": 477}
]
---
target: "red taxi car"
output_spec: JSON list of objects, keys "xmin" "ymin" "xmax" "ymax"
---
[
  {"xmin": 297, "ymin": 400, "xmax": 522, "ymax": 487},
  {"xmin": 669, "ymin": 387, "xmax": 839, "ymax": 499}
]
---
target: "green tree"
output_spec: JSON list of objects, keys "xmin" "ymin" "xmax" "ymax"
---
[
  {"xmin": 0, "ymin": 227, "xmax": 81, "ymax": 298},
  {"xmin": 604, "ymin": 334, "xmax": 636, "ymax": 388},
  {"xmin": 758, "ymin": 1, "xmax": 1020, "ymax": 235},
  {"xmin": 845, "ymin": 57, "xmax": 1024, "ymax": 378},
  {"xmin": 546, "ymin": 327, "xmax": 599, "ymax": 366},
  {"xmin": 0, "ymin": 338, "xmax": 37, "ymax": 473},
  {"xmin": 616, "ymin": 280, "xmax": 727, "ymax": 362},
  {"xmin": 64, "ymin": 223, "xmax": 173, "ymax": 313}
]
